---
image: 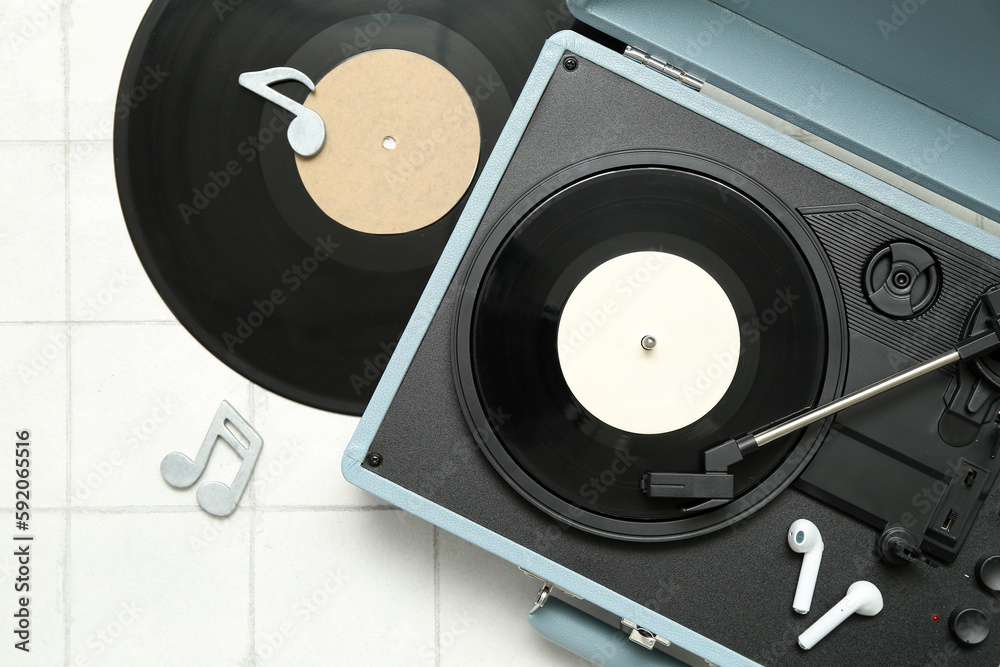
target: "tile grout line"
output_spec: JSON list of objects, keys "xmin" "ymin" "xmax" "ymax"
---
[
  {"xmin": 0, "ymin": 139, "xmax": 113, "ymax": 145},
  {"xmin": 248, "ymin": 383, "xmax": 256, "ymax": 667},
  {"xmin": 61, "ymin": 0, "xmax": 72, "ymax": 662},
  {"xmin": 0, "ymin": 320, "xmax": 180, "ymax": 325},
  {"xmin": 434, "ymin": 526, "xmax": 440, "ymax": 667},
  {"xmin": 10, "ymin": 505, "xmax": 400, "ymax": 513}
]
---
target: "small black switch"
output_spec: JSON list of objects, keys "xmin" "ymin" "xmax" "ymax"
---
[
  {"xmin": 976, "ymin": 555, "xmax": 1000, "ymax": 592},
  {"xmin": 949, "ymin": 606, "xmax": 990, "ymax": 645}
]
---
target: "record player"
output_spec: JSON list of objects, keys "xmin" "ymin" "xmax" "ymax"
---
[{"xmin": 343, "ymin": 1, "xmax": 1000, "ymax": 665}]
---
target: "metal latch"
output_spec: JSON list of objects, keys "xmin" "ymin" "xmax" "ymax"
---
[
  {"xmin": 624, "ymin": 46, "xmax": 704, "ymax": 91},
  {"xmin": 620, "ymin": 618, "xmax": 673, "ymax": 651},
  {"xmin": 521, "ymin": 569, "xmax": 582, "ymax": 614}
]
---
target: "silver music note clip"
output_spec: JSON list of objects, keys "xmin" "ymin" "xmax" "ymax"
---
[
  {"xmin": 161, "ymin": 400, "xmax": 263, "ymax": 517},
  {"xmin": 238, "ymin": 67, "xmax": 326, "ymax": 157}
]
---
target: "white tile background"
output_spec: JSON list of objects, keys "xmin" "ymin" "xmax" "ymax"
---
[
  {"xmin": 3, "ymin": 1, "xmax": 998, "ymax": 666},
  {"xmin": 0, "ymin": 0, "xmax": 587, "ymax": 665}
]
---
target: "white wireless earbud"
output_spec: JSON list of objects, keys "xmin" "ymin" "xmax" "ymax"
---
[
  {"xmin": 788, "ymin": 519, "xmax": 824, "ymax": 614},
  {"xmin": 798, "ymin": 581, "xmax": 883, "ymax": 650}
]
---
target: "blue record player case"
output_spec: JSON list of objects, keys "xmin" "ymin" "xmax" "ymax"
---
[{"xmin": 343, "ymin": 2, "xmax": 1000, "ymax": 665}]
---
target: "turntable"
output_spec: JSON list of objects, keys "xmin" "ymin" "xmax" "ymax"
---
[{"xmin": 340, "ymin": 2, "xmax": 1000, "ymax": 665}]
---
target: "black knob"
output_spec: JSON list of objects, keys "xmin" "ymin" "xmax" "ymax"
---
[
  {"xmin": 976, "ymin": 555, "xmax": 1000, "ymax": 592},
  {"xmin": 949, "ymin": 606, "xmax": 990, "ymax": 645},
  {"xmin": 863, "ymin": 241, "xmax": 940, "ymax": 319}
]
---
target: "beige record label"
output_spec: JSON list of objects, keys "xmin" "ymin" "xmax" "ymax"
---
[
  {"xmin": 295, "ymin": 49, "xmax": 481, "ymax": 235},
  {"xmin": 557, "ymin": 251, "xmax": 741, "ymax": 435}
]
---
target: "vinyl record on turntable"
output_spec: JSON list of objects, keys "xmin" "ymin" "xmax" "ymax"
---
[
  {"xmin": 114, "ymin": 0, "xmax": 581, "ymax": 415},
  {"xmin": 454, "ymin": 150, "xmax": 847, "ymax": 540}
]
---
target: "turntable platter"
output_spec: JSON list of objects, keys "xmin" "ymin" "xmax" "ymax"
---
[{"xmin": 454, "ymin": 151, "xmax": 844, "ymax": 540}]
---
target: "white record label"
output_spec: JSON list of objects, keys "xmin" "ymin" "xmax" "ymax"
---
[{"xmin": 557, "ymin": 251, "xmax": 741, "ymax": 435}]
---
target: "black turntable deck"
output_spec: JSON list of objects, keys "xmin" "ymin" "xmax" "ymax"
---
[{"xmin": 362, "ymin": 54, "xmax": 1000, "ymax": 664}]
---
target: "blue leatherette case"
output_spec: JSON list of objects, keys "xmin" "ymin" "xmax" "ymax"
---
[{"xmin": 344, "ymin": 3, "xmax": 1000, "ymax": 664}]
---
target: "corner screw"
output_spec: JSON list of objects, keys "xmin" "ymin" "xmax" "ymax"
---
[
  {"xmin": 366, "ymin": 452, "xmax": 384, "ymax": 467},
  {"xmin": 563, "ymin": 56, "xmax": 578, "ymax": 71}
]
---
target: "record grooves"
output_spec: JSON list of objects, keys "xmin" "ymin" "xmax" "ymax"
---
[
  {"xmin": 115, "ymin": 0, "xmax": 577, "ymax": 415},
  {"xmin": 454, "ymin": 150, "xmax": 848, "ymax": 540}
]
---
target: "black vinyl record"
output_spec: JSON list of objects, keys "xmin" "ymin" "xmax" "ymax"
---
[
  {"xmin": 115, "ymin": 0, "xmax": 583, "ymax": 415},
  {"xmin": 454, "ymin": 151, "xmax": 846, "ymax": 540}
]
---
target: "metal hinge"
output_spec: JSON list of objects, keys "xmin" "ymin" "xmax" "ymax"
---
[
  {"xmin": 624, "ymin": 46, "xmax": 704, "ymax": 91},
  {"xmin": 620, "ymin": 618, "xmax": 672, "ymax": 651},
  {"xmin": 521, "ymin": 569, "xmax": 582, "ymax": 614}
]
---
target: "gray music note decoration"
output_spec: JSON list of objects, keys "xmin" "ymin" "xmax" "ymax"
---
[
  {"xmin": 160, "ymin": 400, "xmax": 263, "ymax": 517},
  {"xmin": 238, "ymin": 67, "xmax": 326, "ymax": 157}
]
